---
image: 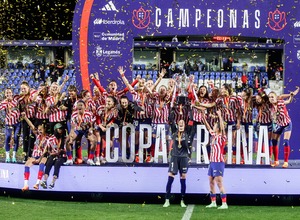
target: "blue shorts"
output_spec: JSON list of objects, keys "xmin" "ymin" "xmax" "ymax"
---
[
  {"xmin": 74, "ymin": 129, "xmax": 89, "ymax": 137},
  {"xmin": 241, "ymin": 122, "xmax": 253, "ymax": 133},
  {"xmin": 226, "ymin": 121, "xmax": 237, "ymax": 131},
  {"xmin": 208, "ymin": 162, "xmax": 225, "ymax": 177},
  {"xmin": 134, "ymin": 118, "xmax": 152, "ymax": 131},
  {"xmin": 273, "ymin": 122, "xmax": 292, "ymax": 135},
  {"xmin": 168, "ymin": 156, "xmax": 189, "ymax": 175},
  {"xmin": 259, "ymin": 123, "xmax": 273, "ymax": 132},
  {"xmin": 152, "ymin": 123, "xmax": 170, "ymax": 136}
]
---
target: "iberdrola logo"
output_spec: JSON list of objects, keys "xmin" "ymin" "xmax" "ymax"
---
[
  {"xmin": 132, "ymin": 6, "xmax": 151, "ymax": 29},
  {"xmin": 268, "ymin": 8, "xmax": 287, "ymax": 31}
]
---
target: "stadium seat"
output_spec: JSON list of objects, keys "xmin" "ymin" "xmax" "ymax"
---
[
  {"xmin": 198, "ymin": 75, "xmax": 204, "ymax": 86},
  {"xmin": 231, "ymin": 72, "xmax": 237, "ymax": 78},
  {"xmin": 260, "ymin": 66, "xmax": 266, "ymax": 72},
  {"xmin": 221, "ymin": 72, "xmax": 226, "ymax": 77},
  {"xmin": 147, "ymin": 70, "xmax": 153, "ymax": 76},
  {"xmin": 193, "ymin": 71, "xmax": 199, "ymax": 77},
  {"xmin": 221, "ymin": 75, "xmax": 226, "ymax": 85},
  {"xmin": 215, "ymin": 72, "xmax": 220, "ymax": 77},
  {"xmin": 68, "ymin": 69, "xmax": 74, "ymax": 76},
  {"xmin": 215, "ymin": 76, "xmax": 221, "ymax": 88},
  {"xmin": 226, "ymin": 75, "xmax": 232, "ymax": 84},
  {"xmin": 141, "ymin": 64, "xmax": 146, "ymax": 70},
  {"xmin": 28, "ymin": 80, "xmax": 34, "ymax": 86},
  {"xmin": 210, "ymin": 72, "xmax": 215, "ymax": 77}
]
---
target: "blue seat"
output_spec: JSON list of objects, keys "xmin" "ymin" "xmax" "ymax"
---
[
  {"xmin": 147, "ymin": 70, "xmax": 153, "ymax": 76},
  {"xmin": 132, "ymin": 70, "xmax": 137, "ymax": 78},
  {"xmin": 221, "ymin": 72, "xmax": 226, "ymax": 76},
  {"xmin": 231, "ymin": 72, "xmax": 237, "ymax": 78},
  {"xmin": 210, "ymin": 72, "xmax": 215, "ymax": 77},
  {"xmin": 210, "ymin": 75, "xmax": 215, "ymax": 80},
  {"xmin": 68, "ymin": 69, "xmax": 74, "ymax": 76},
  {"xmin": 193, "ymin": 71, "xmax": 199, "ymax": 77},
  {"xmin": 237, "ymin": 72, "xmax": 242, "ymax": 77},
  {"xmin": 215, "ymin": 72, "xmax": 220, "ymax": 77},
  {"xmin": 194, "ymin": 76, "xmax": 198, "ymax": 83},
  {"xmin": 260, "ymin": 66, "xmax": 266, "ymax": 72},
  {"xmin": 28, "ymin": 80, "xmax": 34, "ymax": 86},
  {"xmin": 248, "ymin": 72, "xmax": 254, "ymax": 78},
  {"xmin": 141, "ymin": 64, "xmax": 146, "ymax": 70}
]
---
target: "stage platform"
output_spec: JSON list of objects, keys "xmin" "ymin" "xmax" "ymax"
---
[{"xmin": 1, "ymin": 161, "xmax": 300, "ymax": 197}]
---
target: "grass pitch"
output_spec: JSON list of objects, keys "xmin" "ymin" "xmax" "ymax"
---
[{"xmin": 0, "ymin": 196, "xmax": 299, "ymax": 220}]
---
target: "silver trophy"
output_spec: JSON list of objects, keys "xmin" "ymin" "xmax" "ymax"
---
[{"xmin": 174, "ymin": 71, "xmax": 189, "ymax": 105}]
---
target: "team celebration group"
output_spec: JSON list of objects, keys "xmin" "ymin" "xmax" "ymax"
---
[{"xmin": 0, "ymin": 66, "xmax": 298, "ymax": 209}]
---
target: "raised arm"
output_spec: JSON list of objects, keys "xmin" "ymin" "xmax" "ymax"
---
[
  {"xmin": 216, "ymin": 109, "xmax": 225, "ymax": 136},
  {"xmin": 90, "ymin": 73, "xmax": 106, "ymax": 93},
  {"xmin": 284, "ymin": 86, "xmax": 299, "ymax": 105},
  {"xmin": 58, "ymin": 76, "xmax": 69, "ymax": 94},
  {"xmin": 151, "ymin": 68, "xmax": 166, "ymax": 91},
  {"xmin": 201, "ymin": 110, "xmax": 213, "ymax": 134},
  {"xmin": 118, "ymin": 66, "xmax": 134, "ymax": 92}
]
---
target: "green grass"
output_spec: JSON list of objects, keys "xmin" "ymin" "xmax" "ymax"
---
[{"xmin": 0, "ymin": 196, "xmax": 299, "ymax": 220}]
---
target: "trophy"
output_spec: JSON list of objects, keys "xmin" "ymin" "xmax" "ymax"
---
[{"xmin": 173, "ymin": 71, "xmax": 190, "ymax": 114}]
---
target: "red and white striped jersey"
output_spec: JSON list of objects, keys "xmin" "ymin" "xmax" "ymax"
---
[
  {"xmin": 46, "ymin": 96, "xmax": 66, "ymax": 122},
  {"xmin": 32, "ymin": 134, "xmax": 48, "ymax": 158},
  {"xmin": 35, "ymin": 96, "xmax": 49, "ymax": 119},
  {"xmin": 210, "ymin": 132, "xmax": 226, "ymax": 162},
  {"xmin": 241, "ymin": 100, "xmax": 253, "ymax": 123},
  {"xmin": 71, "ymin": 110, "xmax": 95, "ymax": 130},
  {"xmin": 172, "ymin": 105, "xmax": 189, "ymax": 124},
  {"xmin": 16, "ymin": 89, "xmax": 37, "ymax": 118},
  {"xmin": 0, "ymin": 98, "xmax": 20, "ymax": 125},
  {"xmin": 47, "ymin": 134, "xmax": 62, "ymax": 154},
  {"xmin": 216, "ymin": 96, "xmax": 241, "ymax": 122},
  {"xmin": 271, "ymin": 99, "xmax": 291, "ymax": 126},
  {"xmin": 191, "ymin": 98, "xmax": 210, "ymax": 122},
  {"xmin": 131, "ymin": 90, "xmax": 151, "ymax": 119},
  {"xmin": 255, "ymin": 103, "xmax": 272, "ymax": 124},
  {"xmin": 93, "ymin": 95, "xmax": 105, "ymax": 108},
  {"xmin": 150, "ymin": 93, "xmax": 170, "ymax": 124},
  {"xmin": 96, "ymin": 106, "xmax": 118, "ymax": 126}
]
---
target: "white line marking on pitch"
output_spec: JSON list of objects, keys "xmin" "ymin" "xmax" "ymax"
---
[{"xmin": 181, "ymin": 204, "xmax": 195, "ymax": 220}]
